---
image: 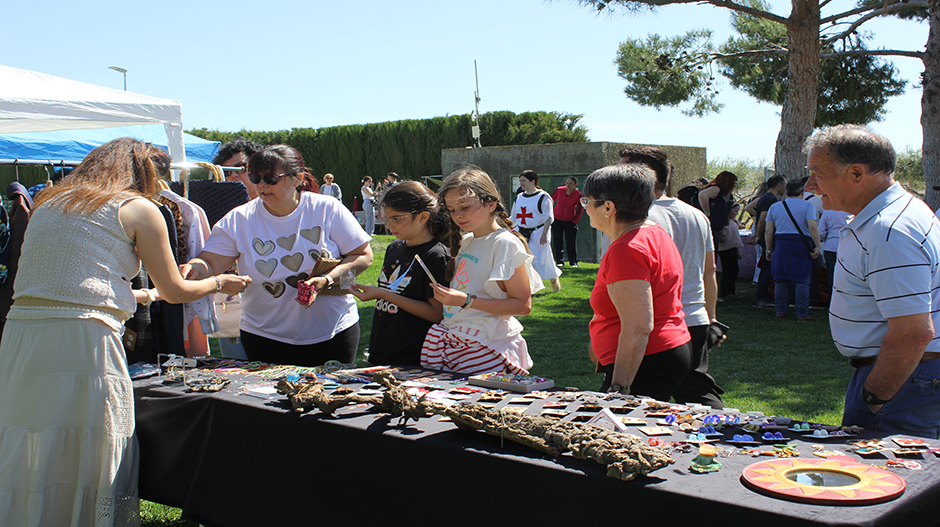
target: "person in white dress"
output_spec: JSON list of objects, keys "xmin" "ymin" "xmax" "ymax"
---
[
  {"xmin": 0, "ymin": 138, "xmax": 251, "ymax": 526},
  {"xmin": 361, "ymin": 176, "xmax": 376, "ymax": 235},
  {"xmin": 511, "ymin": 170, "xmax": 562, "ymax": 291}
]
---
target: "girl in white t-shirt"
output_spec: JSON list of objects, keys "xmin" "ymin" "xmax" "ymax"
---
[{"xmin": 420, "ymin": 166, "xmax": 544, "ymax": 375}]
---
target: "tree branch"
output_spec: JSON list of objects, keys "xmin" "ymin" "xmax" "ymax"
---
[
  {"xmin": 701, "ymin": 0, "xmax": 789, "ymax": 25},
  {"xmin": 822, "ymin": 49, "xmax": 925, "ymax": 60},
  {"xmin": 821, "ymin": 1, "xmax": 924, "ymax": 46},
  {"xmin": 579, "ymin": 0, "xmax": 788, "ymax": 24}
]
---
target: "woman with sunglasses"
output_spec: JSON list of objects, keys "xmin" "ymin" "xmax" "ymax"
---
[
  {"xmin": 183, "ymin": 145, "xmax": 373, "ymax": 367},
  {"xmin": 583, "ymin": 164, "xmax": 691, "ymax": 401}
]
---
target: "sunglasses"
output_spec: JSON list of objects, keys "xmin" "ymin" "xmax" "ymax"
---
[{"xmin": 248, "ymin": 172, "xmax": 291, "ymax": 185}]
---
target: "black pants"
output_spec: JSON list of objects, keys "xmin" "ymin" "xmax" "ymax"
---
[
  {"xmin": 600, "ymin": 340, "xmax": 692, "ymax": 402},
  {"xmin": 717, "ymin": 248, "xmax": 739, "ymax": 297},
  {"xmin": 551, "ymin": 219, "xmax": 578, "ymax": 264},
  {"xmin": 671, "ymin": 324, "xmax": 724, "ymax": 408},
  {"xmin": 240, "ymin": 323, "xmax": 359, "ymax": 367}
]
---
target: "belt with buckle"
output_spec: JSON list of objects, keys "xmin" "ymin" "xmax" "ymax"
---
[{"xmin": 850, "ymin": 351, "xmax": 940, "ymax": 368}]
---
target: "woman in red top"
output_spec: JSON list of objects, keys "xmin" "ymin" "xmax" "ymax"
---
[{"xmin": 584, "ymin": 164, "xmax": 692, "ymax": 400}]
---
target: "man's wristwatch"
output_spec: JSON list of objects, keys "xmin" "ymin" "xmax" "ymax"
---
[
  {"xmin": 862, "ymin": 387, "xmax": 891, "ymax": 406},
  {"xmin": 323, "ymin": 274, "xmax": 335, "ymax": 288}
]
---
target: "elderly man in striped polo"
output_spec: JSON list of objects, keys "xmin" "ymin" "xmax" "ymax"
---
[{"xmin": 804, "ymin": 124, "xmax": 940, "ymax": 439}]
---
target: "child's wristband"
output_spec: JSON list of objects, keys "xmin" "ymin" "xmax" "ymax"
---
[{"xmin": 462, "ymin": 294, "xmax": 477, "ymax": 309}]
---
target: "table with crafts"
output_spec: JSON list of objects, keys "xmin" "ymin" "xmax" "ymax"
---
[{"xmin": 132, "ymin": 361, "xmax": 940, "ymax": 527}]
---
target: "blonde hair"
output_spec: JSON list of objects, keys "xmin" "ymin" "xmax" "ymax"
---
[
  {"xmin": 438, "ymin": 166, "xmax": 530, "ymax": 281},
  {"xmin": 34, "ymin": 137, "xmax": 168, "ymax": 214}
]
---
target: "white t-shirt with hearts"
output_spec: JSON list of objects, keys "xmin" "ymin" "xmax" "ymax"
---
[{"xmin": 203, "ymin": 192, "xmax": 371, "ymax": 345}]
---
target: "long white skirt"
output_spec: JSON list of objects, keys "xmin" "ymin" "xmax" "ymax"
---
[
  {"xmin": 528, "ymin": 225, "xmax": 561, "ymax": 280},
  {"xmin": 0, "ymin": 317, "xmax": 140, "ymax": 527}
]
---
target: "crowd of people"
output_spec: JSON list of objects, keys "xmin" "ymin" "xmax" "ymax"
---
[{"xmin": 1, "ymin": 124, "xmax": 939, "ymax": 525}]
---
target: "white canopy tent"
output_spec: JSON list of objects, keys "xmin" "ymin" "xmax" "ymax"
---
[{"xmin": 0, "ymin": 64, "xmax": 187, "ymax": 172}]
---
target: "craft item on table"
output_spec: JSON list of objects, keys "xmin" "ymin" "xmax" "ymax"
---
[
  {"xmin": 690, "ymin": 444, "xmax": 723, "ymax": 473},
  {"xmin": 467, "ymin": 372, "xmax": 554, "ymax": 392},
  {"xmin": 648, "ymin": 437, "xmax": 662, "ymax": 447},
  {"xmin": 696, "ymin": 426, "xmax": 722, "ymax": 437},
  {"xmin": 685, "ymin": 433, "xmax": 718, "ymax": 444},
  {"xmin": 803, "ymin": 429, "xmax": 853, "ymax": 439},
  {"xmin": 159, "ymin": 354, "xmax": 198, "ymax": 382},
  {"xmin": 742, "ymin": 457, "xmax": 906, "ymax": 505},
  {"xmin": 243, "ymin": 382, "xmax": 283, "ymax": 400},
  {"xmin": 451, "ymin": 386, "xmax": 483, "ymax": 394},
  {"xmin": 128, "ymin": 361, "xmax": 160, "ymax": 380},
  {"xmin": 891, "ymin": 448, "xmax": 927, "ymax": 457},
  {"xmin": 523, "ymin": 391, "xmax": 552, "ymax": 399},
  {"xmin": 186, "ymin": 375, "xmax": 232, "ymax": 392},
  {"xmin": 643, "ymin": 400, "xmax": 673, "ymax": 411},
  {"xmin": 892, "ymin": 438, "xmax": 929, "ymax": 448},
  {"xmin": 638, "ymin": 426, "xmax": 674, "ymax": 436},
  {"xmin": 556, "ymin": 392, "xmax": 580, "ymax": 402},
  {"xmin": 477, "ymin": 392, "xmax": 505, "ymax": 402},
  {"xmin": 586, "ymin": 408, "xmax": 629, "ymax": 432},
  {"xmin": 762, "ymin": 431, "xmax": 786, "ymax": 442},
  {"xmin": 885, "ymin": 459, "xmax": 923, "ymax": 470},
  {"xmin": 578, "ymin": 403, "xmax": 604, "ymax": 412},
  {"xmin": 773, "ymin": 443, "xmax": 800, "ymax": 457},
  {"xmin": 607, "ymin": 405, "xmax": 639, "ymax": 414},
  {"xmin": 508, "ymin": 397, "xmax": 532, "ymax": 404},
  {"xmin": 729, "ymin": 434, "xmax": 760, "ymax": 445},
  {"xmin": 542, "ymin": 401, "xmax": 569, "ymax": 409},
  {"xmin": 810, "ymin": 445, "xmax": 843, "ymax": 458},
  {"xmin": 541, "ymin": 409, "xmax": 568, "ymax": 418},
  {"xmin": 621, "ymin": 417, "xmax": 647, "ymax": 426}
]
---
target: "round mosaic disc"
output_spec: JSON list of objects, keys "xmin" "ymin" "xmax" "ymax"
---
[{"xmin": 741, "ymin": 456, "xmax": 906, "ymax": 505}]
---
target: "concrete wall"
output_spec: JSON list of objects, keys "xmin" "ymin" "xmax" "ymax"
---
[
  {"xmin": 440, "ymin": 142, "xmax": 707, "ymax": 262},
  {"xmin": 442, "ymin": 142, "xmax": 706, "ymax": 200}
]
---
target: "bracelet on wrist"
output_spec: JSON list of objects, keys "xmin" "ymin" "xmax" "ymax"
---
[
  {"xmin": 214, "ymin": 276, "xmax": 222, "ymax": 293},
  {"xmin": 141, "ymin": 288, "xmax": 157, "ymax": 307},
  {"xmin": 461, "ymin": 294, "xmax": 477, "ymax": 309}
]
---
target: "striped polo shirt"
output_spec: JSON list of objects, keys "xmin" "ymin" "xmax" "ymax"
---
[{"xmin": 830, "ymin": 183, "xmax": 940, "ymax": 358}]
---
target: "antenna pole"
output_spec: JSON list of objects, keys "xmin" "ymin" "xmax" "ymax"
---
[{"xmin": 472, "ymin": 60, "xmax": 482, "ymax": 148}]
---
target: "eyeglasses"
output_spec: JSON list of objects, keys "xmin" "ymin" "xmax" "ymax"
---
[
  {"xmin": 383, "ymin": 213, "xmax": 413, "ymax": 226},
  {"xmin": 248, "ymin": 172, "xmax": 291, "ymax": 185},
  {"xmin": 580, "ymin": 197, "xmax": 606, "ymax": 208}
]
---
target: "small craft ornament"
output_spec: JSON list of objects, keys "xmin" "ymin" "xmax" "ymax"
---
[
  {"xmin": 638, "ymin": 426, "xmax": 673, "ymax": 436},
  {"xmin": 690, "ymin": 444, "xmax": 722, "ymax": 473}
]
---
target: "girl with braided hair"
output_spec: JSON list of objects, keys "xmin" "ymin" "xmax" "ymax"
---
[{"xmin": 420, "ymin": 166, "xmax": 543, "ymax": 374}]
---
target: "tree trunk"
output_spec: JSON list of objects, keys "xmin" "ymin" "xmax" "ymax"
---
[
  {"xmin": 923, "ymin": 0, "xmax": 940, "ymax": 211},
  {"xmin": 774, "ymin": 0, "xmax": 821, "ymax": 181}
]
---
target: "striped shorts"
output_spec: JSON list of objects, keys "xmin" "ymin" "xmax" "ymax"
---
[{"xmin": 420, "ymin": 324, "xmax": 530, "ymax": 375}]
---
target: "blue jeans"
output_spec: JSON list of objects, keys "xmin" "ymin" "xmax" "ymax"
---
[
  {"xmin": 774, "ymin": 278, "xmax": 809, "ymax": 317},
  {"xmin": 842, "ymin": 359, "xmax": 940, "ymax": 439}
]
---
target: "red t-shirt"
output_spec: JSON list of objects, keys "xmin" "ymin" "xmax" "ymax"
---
[{"xmin": 590, "ymin": 224, "xmax": 689, "ymax": 366}]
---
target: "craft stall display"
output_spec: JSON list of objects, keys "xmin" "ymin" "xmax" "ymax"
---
[{"xmin": 133, "ymin": 361, "xmax": 940, "ymax": 527}]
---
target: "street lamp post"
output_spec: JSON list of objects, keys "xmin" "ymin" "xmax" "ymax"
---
[{"xmin": 108, "ymin": 66, "xmax": 127, "ymax": 91}]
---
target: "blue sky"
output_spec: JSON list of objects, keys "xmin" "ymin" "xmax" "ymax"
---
[{"xmin": 2, "ymin": 0, "xmax": 926, "ymax": 164}]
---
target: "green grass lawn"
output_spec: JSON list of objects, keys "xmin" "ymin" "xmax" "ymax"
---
[{"xmin": 142, "ymin": 235, "xmax": 849, "ymax": 525}]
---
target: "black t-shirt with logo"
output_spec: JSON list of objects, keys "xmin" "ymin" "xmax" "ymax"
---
[{"xmin": 368, "ymin": 239, "xmax": 449, "ymax": 366}]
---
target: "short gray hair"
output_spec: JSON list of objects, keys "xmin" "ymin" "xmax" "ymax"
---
[
  {"xmin": 803, "ymin": 124, "xmax": 896, "ymax": 175},
  {"xmin": 583, "ymin": 164, "xmax": 655, "ymax": 223}
]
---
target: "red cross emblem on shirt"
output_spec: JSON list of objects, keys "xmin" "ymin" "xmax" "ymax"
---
[{"xmin": 516, "ymin": 206, "xmax": 533, "ymax": 225}]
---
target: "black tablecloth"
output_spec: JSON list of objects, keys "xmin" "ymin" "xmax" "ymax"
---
[{"xmin": 134, "ymin": 374, "xmax": 940, "ymax": 527}]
